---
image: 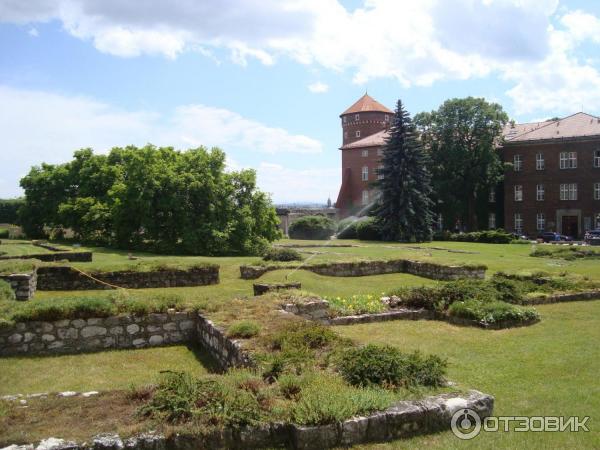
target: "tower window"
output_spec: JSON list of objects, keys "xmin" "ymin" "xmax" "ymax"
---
[
  {"xmin": 513, "ymin": 154, "xmax": 522, "ymax": 171},
  {"xmin": 377, "ymin": 148, "xmax": 383, "ymax": 156},
  {"xmin": 355, "ymin": 114, "xmax": 360, "ymax": 121},
  {"xmin": 514, "ymin": 185, "xmax": 523, "ymax": 202},
  {"xmin": 384, "ymin": 115, "xmax": 390, "ymax": 122},
  {"xmin": 362, "ymin": 166, "xmax": 369, "ymax": 181},
  {"xmin": 356, "ymin": 130, "xmax": 361, "ymax": 138},
  {"xmin": 536, "ymin": 153, "xmax": 545, "ymax": 170},
  {"xmin": 343, "ymin": 116, "xmax": 347, "ymax": 124},
  {"xmin": 361, "ymin": 149, "xmax": 369, "ymax": 157}
]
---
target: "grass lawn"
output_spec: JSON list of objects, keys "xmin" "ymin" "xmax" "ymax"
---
[
  {"xmin": 0, "ymin": 344, "xmax": 217, "ymax": 395},
  {"xmin": 336, "ymin": 300, "xmax": 600, "ymax": 449},
  {"xmin": 0, "ymin": 240, "xmax": 55, "ymax": 257}
]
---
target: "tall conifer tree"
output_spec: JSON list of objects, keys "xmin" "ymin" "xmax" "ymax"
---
[{"xmin": 373, "ymin": 100, "xmax": 434, "ymax": 242}]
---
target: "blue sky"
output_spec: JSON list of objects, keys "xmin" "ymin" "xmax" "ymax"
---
[{"xmin": 2, "ymin": 0, "xmax": 600, "ymax": 203}]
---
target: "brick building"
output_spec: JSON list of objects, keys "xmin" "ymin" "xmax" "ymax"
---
[
  {"xmin": 335, "ymin": 94, "xmax": 600, "ymax": 237},
  {"xmin": 502, "ymin": 113, "xmax": 600, "ymax": 238},
  {"xmin": 335, "ymin": 94, "xmax": 393, "ymax": 215}
]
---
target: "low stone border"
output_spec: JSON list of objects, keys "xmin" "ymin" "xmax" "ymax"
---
[
  {"xmin": 282, "ymin": 300, "xmax": 330, "ymax": 322},
  {"xmin": 0, "ymin": 272, "xmax": 37, "ymax": 300},
  {"xmin": 31, "ymin": 241, "xmax": 67, "ymax": 252},
  {"xmin": 36, "ymin": 265, "xmax": 219, "ymax": 291},
  {"xmin": 240, "ymin": 259, "xmax": 486, "ymax": 281},
  {"xmin": 0, "ymin": 252, "xmax": 93, "ymax": 262},
  {"xmin": 195, "ymin": 315, "xmax": 255, "ymax": 370},
  {"xmin": 253, "ymin": 282, "xmax": 301, "ymax": 296},
  {"xmin": 1, "ymin": 390, "xmax": 493, "ymax": 450},
  {"xmin": 274, "ymin": 243, "xmax": 358, "ymax": 248},
  {"xmin": 329, "ymin": 309, "xmax": 434, "ymax": 325},
  {"xmin": 524, "ymin": 290, "xmax": 600, "ymax": 305}
]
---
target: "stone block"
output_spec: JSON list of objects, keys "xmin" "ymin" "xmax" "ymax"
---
[
  {"xmin": 41, "ymin": 334, "xmax": 56, "ymax": 342},
  {"xmin": 8, "ymin": 333, "xmax": 22, "ymax": 344},
  {"xmin": 293, "ymin": 423, "xmax": 339, "ymax": 450},
  {"xmin": 341, "ymin": 416, "xmax": 369, "ymax": 446},
  {"xmin": 81, "ymin": 326, "xmax": 107, "ymax": 338},
  {"xmin": 71, "ymin": 319, "xmax": 86, "ymax": 328},
  {"xmin": 148, "ymin": 335, "xmax": 164, "ymax": 346},
  {"xmin": 126, "ymin": 324, "xmax": 140, "ymax": 334},
  {"xmin": 109, "ymin": 326, "xmax": 124, "ymax": 335}
]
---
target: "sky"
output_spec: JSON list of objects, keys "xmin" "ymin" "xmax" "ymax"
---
[{"xmin": 2, "ymin": 0, "xmax": 600, "ymax": 204}]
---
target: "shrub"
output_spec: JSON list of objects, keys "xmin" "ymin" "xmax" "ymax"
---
[
  {"xmin": 336, "ymin": 221, "xmax": 359, "ymax": 239},
  {"xmin": 337, "ymin": 344, "xmax": 447, "ymax": 388},
  {"xmin": 337, "ymin": 217, "xmax": 357, "ymax": 233},
  {"xmin": 433, "ymin": 229, "xmax": 512, "ymax": 244},
  {"xmin": 228, "ymin": 320, "xmax": 261, "ymax": 338},
  {"xmin": 0, "ymin": 229, "xmax": 8, "ymax": 239},
  {"xmin": 290, "ymin": 373, "xmax": 394, "ymax": 426},
  {"xmin": 448, "ymin": 299, "xmax": 540, "ymax": 324},
  {"xmin": 288, "ymin": 216, "xmax": 336, "ymax": 240},
  {"xmin": 355, "ymin": 217, "xmax": 383, "ymax": 241},
  {"xmin": 271, "ymin": 323, "xmax": 338, "ymax": 351},
  {"xmin": 531, "ymin": 246, "xmax": 600, "ymax": 260},
  {"xmin": 262, "ymin": 247, "xmax": 303, "ymax": 262},
  {"xmin": 325, "ymin": 294, "xmax": 386, "ymax": 316},
  {"xmin": 0, "ymin": 280, "xmax": 15, "ymax": 301}
]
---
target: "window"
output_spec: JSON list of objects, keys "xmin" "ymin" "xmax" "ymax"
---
[
  {"xmin": 560, "ymin": 151, "xmax": 577, "ymax": 169},
  {"xmin": 362, "ymin": 166, "xmax": 369, "ymax": 181},
  {"xmin": 355, "ymin": 130, "xmax": 361, "ymax": 138},
  {"xmin": 343, "ymin": 116, "xmax": 347, "ymax": 124},
  {"xmin": 514, "ymin": 185, "xmax": 523, "ymax": 202},
  {"xmin": 560, "ymin": 183, "xmax": 578, "ymax": 200},
  {"xmin": 377, "ymin": 164, "xmax": 384, "ymax": 180},
  {"xmin": 489, "ymin": 190, "xmax": 496, "ymax": 203},
  {"xmin": 344, "ymin": 132, "xmax": 348, "ymax": 139},
  {"xmin": 377, "ymin": 148, "xmax": 383, "ymax": 156},
  {"xmin": 536, "ymin": 184, "xmax": 545, "ymax": 201},
  {"xmin": 513, "ymin": 154, "xmax": 523, "ymax": 171},
  {"xmin": 488, "ymin": 213, "xmax": 496, "ymax": 230},
  {"xmin": 595, "ymin": 150, "xmax": 600, "ymax": 168},
  {"xmin": 536, "ymin": 153, "xmax": 545, "ymax": 170},
  {"xmin": 362, "ymin": 190, "xmax": 369, "ymax": 205},
  {"xmin": 595, "ymin": 182, "xmax": 600, "ymax": 200},
  {"xmin": 361, "ymin": 149, "xmax": 369, "ymax": 157},
  {"xmin": 514, "ymin": 213, "xmax": 523, "ymax": 233},
  {"xmin": 597, "ymin": 214, "xmax": 600, "ymax": 229},
  {"xmin": 384, "ymin": 114, "xmax": 390, "ymax": 122},
  {"xmin": 536, "ymin": 213, "xmax": 545, "ymax": 231},
  {"xmin": 355, "ymin": 114, "xmax": 360, "ymax": 121}
]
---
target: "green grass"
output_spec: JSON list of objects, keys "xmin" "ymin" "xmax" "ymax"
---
[
  {"xmin": 0, "ymin": 241, "xmax": 55, "ymax": 257},
  {"xmin": 0, "ymin": 345, "xmax": 217, "ymax": 395},
  {"xmin": 335, "ymin": 300, "xmax": 600, "ymax": 449}
]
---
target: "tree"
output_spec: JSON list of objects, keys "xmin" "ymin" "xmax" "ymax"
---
[
  {"xmin": 414, "ymin": 97, "xmax": 508, "ymax": 231},
  {"xmin": 373, "ymin": 100, "xmax": 434, "ymax": 242},
  {"xmin": 19, "ymin": 145, "xmax": 281, "ymax": 255}
]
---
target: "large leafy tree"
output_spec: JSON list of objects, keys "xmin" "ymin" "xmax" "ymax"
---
[
  {"xmin": 19, "ymin": 145, "xmax": 281, "ymax": 255},
  {"xmin": 373, "ymin": 99, "xmax": 434, "ymax": 242},
  {"xmin": 414, "ymin": 97, "xmax": 508, "ymax": 231}
]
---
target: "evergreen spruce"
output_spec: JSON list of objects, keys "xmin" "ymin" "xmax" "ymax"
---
[{"xmin": 373, "ymin": 100, "xmax": 434, "ymax": 242}]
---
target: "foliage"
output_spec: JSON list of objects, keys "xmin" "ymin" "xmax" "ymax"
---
[
  {"xmin": 288, "ymin": 216, "xmax": 336, "ymax": 240},
  {"xmin": 373, "ymin": 100, "xmax": 434, "ymax": 242},
  {"xmin": 336, "ymin": 220, "xmax": 359, "ymax": 239},
  {"xmin": 0, "ymin": 198, "xmax": 24, "ymax": 225},
  {"xmin": 325, "ymin": 294, "xmax": 386, "ymax": 316},
  {"xmin": 290, "ymin": 372, "xmax": 395, "ymax": 425},
  {"xmin": 433, "ymin": 229, "xmax": 513, "ymax": 244},
  {"xmin": 262, "ymin": 247, "xmax": 303, "ymax": 262},
  {"xmin": 355, "ymin": 217, "xmax": 383, "ymax": 241},
  {"xmin": 414, "ymin": 97, "xmax": 508, "ymax": 231},
  {"xmin": 531, "ymin": 246, "xmax": 600, "ymax": 260},
  {"xmin": 0, "ymin": 280, "xmax": 15, "ymax": 301},
  {"xmin": 337, "ymin": 344, "xmax": 447, "ymax": 388},
  {"xmin": 19, "ymin": 146, "xmax": 281, "ymax": 255},
  {"xmin": 448, "ymin": 299, "xmax": 540, "ymax": 325},
  {"xmin": 0, "ymin": 259, "xmax": 38, "ymax": 276},
  {"xmin": 227, "ymin": 320, "xmax": 261, "ymax": 338},
  {"xmin": 0, "ymin": 229, "xmax": 8, "ymax": 239}
]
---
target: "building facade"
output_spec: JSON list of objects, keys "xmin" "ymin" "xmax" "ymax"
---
[
  {"xmin": 335, "ymin": 94, "xmax": 393, "ymax": 215},
  {"xmin": 502, "ymin": 113, "xmax": 600, "ymax": 238}
]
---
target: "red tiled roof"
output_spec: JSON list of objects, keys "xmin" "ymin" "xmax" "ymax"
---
[
  {"xmin": 341, "ymin": 129, "xmax": 389, "ymax": 149},
  {"xmin": 341, "ymin": 94, "xmax": 393, "ymax": 116},
  {"xmin": 503, "ymin": 112, "xmax": 600, "ymax": 143}
]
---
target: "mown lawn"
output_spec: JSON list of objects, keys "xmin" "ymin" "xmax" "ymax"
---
[
  {"xmin": 336, "ymin": 300, "xmax": 600, "ymax": 449},
  {"xmin": 0, "ymin": 345, "xmax": 217, "ymax": 395}
]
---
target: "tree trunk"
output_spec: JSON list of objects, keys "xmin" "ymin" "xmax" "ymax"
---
[{"xmin": 467, "ymin": 193, "xmax": 478, "ymax": 231}]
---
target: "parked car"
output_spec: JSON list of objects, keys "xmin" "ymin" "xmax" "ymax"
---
[
  {"xmin": 584, "ymin": 229, "xmax": 600, "ymax": 246},
  {"xmin": 539, "ymin": 232, "xmax": 573, "ymax": 243}
]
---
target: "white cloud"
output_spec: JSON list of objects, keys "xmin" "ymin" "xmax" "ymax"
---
[
  {"xmin": 0, "ymin": 85, "xmax": 323, "ymax": 198},
  {"xmin": 28, "ymin": 27, "xmax": 39, "ymax": 37},
  {"xmin": 308, "ymin": 81, "xmax": 329, "ymax": 93},
  {"xmin": 256, "ymin": 162, "xmax": 339, "ymax": 203}
]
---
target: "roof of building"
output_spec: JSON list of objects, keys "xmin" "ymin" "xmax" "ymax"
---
[
  {"xmin": 340, "ymin": 112, "xmax": 600, "ymax": 150},
  {"xmin": 340, "ymin": 94, "xmax": 394, "ymax": 116},
  {"xmin": 503, "ymin": 112, "xmax": 600, "ymax": 143},
  {"xmin": 341, "ymin": 129, "xmax": 389, "ymax": 149}
]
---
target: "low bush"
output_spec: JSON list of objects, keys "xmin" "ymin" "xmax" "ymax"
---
[
  {"xmin": 0, "ymin": 280, "xmax": 15, "ymax": 301},
  {"xmin": 288, "ymin": 216, "xmax": 336, "ymax": 240},
  {"xmin": 355, "ymin": 217, "xmax": 383, "ymax": 241},
  {"xmin": 290, "ymin": 373, "xmax": 394, "ymax": 426},
  {"xmin": 336, "ymin": 221, "xmax": 359, "ymax": 239},
  {"xmin": 228, "ymin": 320, "xmax": 261, "ymax": 338},
  {"xmin": 433, "ymin": 229, "xmax": 513, "ymax": 244},
  {"xmin": 0, "ymin": 229, "xmax": 8, "ymax": 239},
  {"xmin": 448, "ymin": 299, "xmax": 540, "ymax": 325},
  {"xmin": 531, "ymin": 246, "xmax": 600, "ymax": 260},
  {"xmin": 325, "ymin": 294, "xmax": 386, "ymax": 316},
  {"xmin": 337, "ymin": 344, "xmax": 447, "ymax": 388},
  {"xmin": 262, "ymin": 247, "xmax": 303, "ymax": 262},
  {"xmin": 271, "ymin": 322, "xmax": 338, "ymax": 351}
]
